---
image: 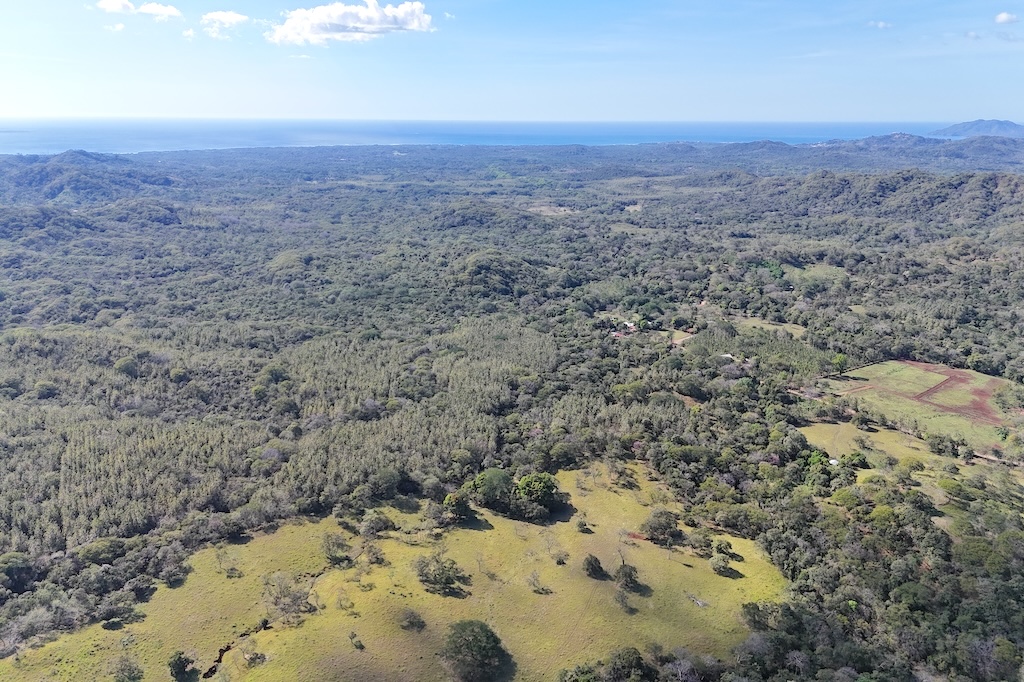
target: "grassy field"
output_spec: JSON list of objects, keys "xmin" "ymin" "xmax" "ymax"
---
[
  {"xmin": 826, "ymin": 360, "xmax": 1016, "ymax": 453},
  {"xmin": 1, "ymin": 464, "xmax": 785, "ymax": 682},
  {"xmin": 802, "ymin": 421, "xmax": 1024, "ymax": 516},
  {"xmin": 733, "ymin": 317, "xmax": 806, "ymax": 339}
]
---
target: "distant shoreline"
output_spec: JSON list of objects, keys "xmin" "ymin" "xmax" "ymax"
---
[{"xmin": 0, "ymin": 120, "xmax": 951, "ymax": 155}]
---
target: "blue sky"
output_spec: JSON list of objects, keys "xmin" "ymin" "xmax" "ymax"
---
[{"xmin": 1, "ymin": 1, "xmax": 1022, "ymax": 121}]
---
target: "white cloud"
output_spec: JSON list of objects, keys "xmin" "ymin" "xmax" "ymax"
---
[
  {"xmin": 996, "ymin": 12, "xmax": 1019, "ymax": 24},
  {"xmin": 104, "ymin": 22, "xmax": 126, "ymax": 31},
  {"xmin": 137, "ymin": 3, "xmax": 181, "ymax": 21},
  {"xmin": 266, "ymin": 0, "xmax": 432, "ymax": 46},
  {"xmin": 201, "ymin": 10, "xmax": 249, "ymax": 38},
  {"xmin": 95, "ymin": 0, "xmax": 181, "ymax": 21},
  {"xmin": 867, "ymin": 20, "xmax": 892, "ymax": 29},
  {"xmin": 444, "ymin": 12, "xmax": 454, "ymax": 20},
  {"xmin": 182, "ymin": 28, "xmax": 195, "ymax": 39},
  {"xmin": 966, "ymin": 30, "xmax": 981, "ymax": 40},
  {"xmin": 97, "ymin": 0, "xmax": 135, "ymax": 13}
]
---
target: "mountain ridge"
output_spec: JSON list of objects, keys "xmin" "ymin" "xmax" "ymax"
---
[{"xmin": 930, "ymin": 119, "xmax": 1024, "ymax": 138}]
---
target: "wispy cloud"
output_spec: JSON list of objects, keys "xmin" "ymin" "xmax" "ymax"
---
[
  {"xmin": 104, "ymin": 22, "xmax": 126, "ymax": 31},
  {"xmin": 266, "ymin": 1, "xmax": 432, "ymax": 46},
  {"xmin": 182, "ymin": 28, "xmax": 195, "ymax": 40},
  {"xmin": 201, "ymin": 10, "xmax": 249, "ymax": 39},
  {"xmin": 96, "ymin": 0, "xmax": 135, "ymax": 12},
  {"xmin": 95, "ymin": 0, "xmax": 181, "ymax": 21},
  {"xmin": 966, "ymin": 31, "xmax": 982, "ymax": 40},
  {"xmin": 996, "ymin": 12, "xmax": 1019, "ymax": 24},
  {"xmin": 867, "ymin": 20, "xmax": 892, "ymax": 29},
  {"xmin": 137, "ymin": 2, "xmax": 181, "ymax": 21}
]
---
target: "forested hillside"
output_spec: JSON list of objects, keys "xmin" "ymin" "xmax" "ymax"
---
[{"xmin": 3, "ymin": 143, "xmax": 1024, "ymax": 681}]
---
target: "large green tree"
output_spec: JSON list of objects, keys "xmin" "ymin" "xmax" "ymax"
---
[{"xmin": 439, "ymin": 620, "xmax": 508, "ymax": 682}]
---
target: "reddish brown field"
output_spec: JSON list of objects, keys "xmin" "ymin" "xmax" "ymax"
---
[
  {"xmin": 835, "ymin": 360, "xmax": 1010, "ymax": 431},
  {"xmin": 901, "ymin": 361, "xmax": 1005, "ymax": 425}
]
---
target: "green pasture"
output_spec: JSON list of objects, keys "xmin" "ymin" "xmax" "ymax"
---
[
  {"xmin": 840, "ymin": 362, "xmax": 947, "ymax": 395},
  {"xmin": 1, "ymin": 464, "xmax": 785, "ymax": 682},
  {"xmin": 828, "ymin": 361, "xmax": 1014, "ymax": 452}
]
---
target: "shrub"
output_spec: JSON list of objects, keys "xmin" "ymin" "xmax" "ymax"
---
[
  {"xmin": 114, "ymin": 357, "xmax": 139, "ymax": 378},
  {"xmin": 640, "ymin": 508, "xmax": 683, "ymax": 546},
  {"xmin": 582, "ymin": 554, "xmax": 606, "ymax": 579},
  {"xmin": 439, "ymin": 620, "xmax": 507, "ymax": 682},
  {"xmin": 33, "ymin": 380, "xmax": 58, "ymax": 399},
  {"xmin": 322, "ymin": 532, "xmax": 351, "ymax": 565},
  {"xmin": 614, "ymin": 563, "xmax": 640, "ymax": 592},
  {"xmin": 358, "ymin": 510, "xmax": 396, "ymax": 538},
  {"xmin": 168, "ymin": 651, "xmax": 195, "ymax": 681},
  {"xmin": 110, "ymin": 654, "xmax": 144, "ymax": 682},
  {"xmin": 413, "ymin": 551, "xmax": 470, "ymax": 595},
  {"xmin": 399, "ymin": 607, "xmax": 426, "ymax": 631},
  {"xmin": 603, "ymin": 647, "xmax": 657, "ymax": 681}
]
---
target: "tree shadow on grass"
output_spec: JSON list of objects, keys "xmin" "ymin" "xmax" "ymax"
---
[
  {"xmin": 546, "ymin": 501, "xmax": 578, "ymax": 525},
  {"xmin": 632, "ymin": 582, "xmax": 654, "ymax": 598},
  {"xmin": 493, "ymin": 651, "xmax": 518, "ymax": 682},
  {"xmin": 459, "ymin": 514, "xmax": 494, "ymax": 532},
  {"xmin": 718, "ymin": 566, "xmax": 745, "ymax": 580},
  {"xmin": 391, "ymin": 495, "xmax": 421, "ymax": 514}
]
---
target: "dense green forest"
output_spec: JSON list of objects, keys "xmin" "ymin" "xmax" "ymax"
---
[{"xmin": 3, "ymin": 140, "xmax": 1024, "ymax": 681}]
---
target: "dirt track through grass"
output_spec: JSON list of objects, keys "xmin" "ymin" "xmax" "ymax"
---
[{"xmin": 829, "ymin": 361, "xmax": 1014, "ymax": 449}]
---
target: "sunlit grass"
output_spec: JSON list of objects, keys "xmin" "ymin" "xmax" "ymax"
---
[{"xmin": 2, "ymin": 464, "xmax": 785, "ymax": 682}]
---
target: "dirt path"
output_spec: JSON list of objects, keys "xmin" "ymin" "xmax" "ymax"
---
[{"xmin": 836, "ymin": 361, "xmax": 1006, "ymax": 426}]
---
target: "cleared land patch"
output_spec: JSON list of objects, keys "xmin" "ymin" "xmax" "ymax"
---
[
  {"xmin": 1, "ymin": 464, "xmax": 784, "ymax": 682},
  {"xmin": 827, "ymin": 360, "xmax": 1015, "ymax": 452},
  {"xmin": 733, "ymin": 317, "xmax": 806, "ymax": 339}
]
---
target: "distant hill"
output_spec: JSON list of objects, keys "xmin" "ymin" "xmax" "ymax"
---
[{"xmin": 931, "ymin": 119, "xmax": 1024, "ymax": 138}]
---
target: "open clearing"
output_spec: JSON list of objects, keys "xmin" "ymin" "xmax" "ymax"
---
[
  {"xmin": 801, "ymin": 421, "xmax": 1024, "ymax": 527},
  {"xmin": 827, "ymin": 360, "xmax": 1015, "ymax": 452},
  {"xmin": 733, "ymin": 317, "xmax": 806, "ymax": 339},
  {"xmin": 1, "ymin": 464, "xmax": 784, "ymax": 682}
]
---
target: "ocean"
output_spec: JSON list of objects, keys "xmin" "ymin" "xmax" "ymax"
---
[{"xmin": 0, "ymin": 120, "xmax": 949, "ymax": 155}]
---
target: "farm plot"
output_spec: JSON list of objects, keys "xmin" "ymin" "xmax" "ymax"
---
[{"xmin": 827, "ymin": 360, "xmax": 1015, "ymax": 452}]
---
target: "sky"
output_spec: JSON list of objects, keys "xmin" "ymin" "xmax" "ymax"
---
[{"xmin": 0, "ymin": 1, "xmax": 1022, "ymax": 121}]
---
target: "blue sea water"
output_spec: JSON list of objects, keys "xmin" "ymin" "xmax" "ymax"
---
[{"xmin": 0, "ymin": 120, "xmax": 949, "ymax": 155}]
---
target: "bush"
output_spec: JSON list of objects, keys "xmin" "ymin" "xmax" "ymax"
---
[
  {"xmin": 114, "ymin": 357, "xmax": 139, "ymax": 378},
  {"xmin": 399, "ymin": 607, "xmax": 426, "ymax": 631},
  {"xmin": 640, "ymin": 508, "xmax": 683, "ymax": 546},
  {"xmin": 468, "ymin": 468, "xmax": 513, "ymax": 511},
  {"xmin": 439, "ymin": 620, "xmax": 508, "ymax": 682},
  {"xmin": 322, "ymin": 532, "xmax": 351, "ymax": 565},
  {"xmin": 168, "ymin": 650, "xmax": 195, "ymax": 681},
  {"xmin": 710, "ymin": 553, "xmax": 731, "ymax": 575},
  {"xmin": 603, "ymin": 647, "xmax": 657, "ymax": 681},
  {"xmin": 614, "ymin": 563, "xmax": 640, "ymax": 592},
  {"xmin": 413, "ymin": 551, "xmax": 470, "ymax": 595},
  {"xmin": 358, "ymin": 510, "xmax": 396, "ymax": 538},
  {"xmin": 582, "ymin": 554, "xmax": 606, "ymax": 579},
  {"xmin": 109, "ymin": 654, "xmax": 144, "ymax": 682},
  {"xmin": 33, "ymin": 380, "xmax": 58, "ymax": 399},
  {"xmin": 515, "ymin": 472, "xmax": 561, "ymax": 510}
]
